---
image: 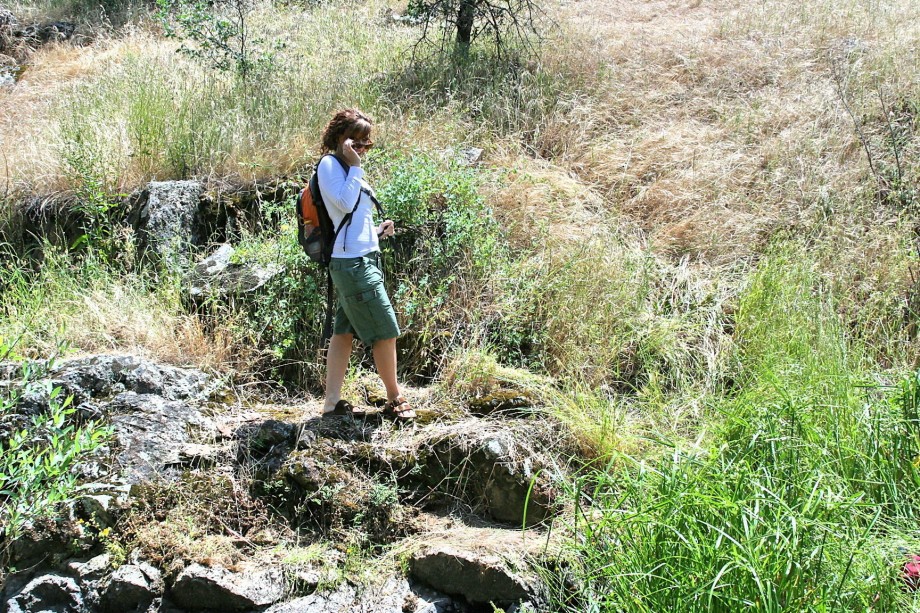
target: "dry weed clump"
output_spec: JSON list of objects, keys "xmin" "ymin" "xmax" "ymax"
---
[
  {"xmin": 0, "ymin": 243, "xmax": 260, "ymax": 374},
  {"xmin": 484, "ymin": 152, "xmax": 615, "ymax": 249},
  {"xmin": 116, "ymin": 474, "xmax": 285, "ymax": 578}
]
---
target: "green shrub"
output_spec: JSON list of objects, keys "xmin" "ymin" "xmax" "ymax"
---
[
  {"xmin": 369, "ymin": 150, "xmax": 501, "ymax": 379},
  {"xmin": 209, "ymin": 150, "xmax": 502, "ymax": 387},
  {"xmin": 0, "ymin": 360, "xmax": 111, "ymax": 540}
]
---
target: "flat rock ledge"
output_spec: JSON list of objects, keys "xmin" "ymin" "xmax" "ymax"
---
[
  {"xmin": 410, "ymin": 545, "xmax": 544, "ymax": 607},
  {"xmin": 170, "ymin": 564, "xmax": 285, "ymax": 611}
]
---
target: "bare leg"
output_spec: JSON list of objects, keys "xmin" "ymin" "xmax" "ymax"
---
[
  {"xmin": 372, "ymin": 337, "xmax": 400, "ymax": 401},
  {"xmin": 324, "ymin": 333, "xmax": 353, "ymax": 412}
]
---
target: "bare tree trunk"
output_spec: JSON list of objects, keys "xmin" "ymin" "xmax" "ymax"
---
[{"xmin": 456, "ymin": 0, "xmax": 475, "ymax": 46}]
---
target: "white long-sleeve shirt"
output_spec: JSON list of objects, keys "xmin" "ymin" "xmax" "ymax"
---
[{"xmin": 316, "ymin": 155, "xmax": 379, "ymax": 258}]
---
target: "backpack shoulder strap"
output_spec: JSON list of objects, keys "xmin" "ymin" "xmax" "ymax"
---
[
  {"xmin": 329, "ymin": 153, "xmax": 350, "ymax": 176},
  {"xmin": 361, "ymin": 187, "xmax": 385, "ymax": 218}
]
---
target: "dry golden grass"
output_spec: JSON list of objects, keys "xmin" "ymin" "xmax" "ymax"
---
[{"xmin": 527, "ymin": 0, "xmax": 918, "ymax": 271}]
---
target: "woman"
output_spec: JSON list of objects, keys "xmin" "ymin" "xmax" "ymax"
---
[{"xmin": 317, "ymin": 108, "xmax": 415, "ymax": 421}]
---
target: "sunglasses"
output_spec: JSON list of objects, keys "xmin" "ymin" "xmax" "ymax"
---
[{"xmin": 351, "ymin": 140, "xmax": 374, "ymax": 151}]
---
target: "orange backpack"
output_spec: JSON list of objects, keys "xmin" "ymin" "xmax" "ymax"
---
[{"xmin": 295, "ymin": 154, "xmax": 384, "ymax": 265}]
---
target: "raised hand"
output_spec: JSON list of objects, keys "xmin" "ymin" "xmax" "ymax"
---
[{"xmin": 340, "ymin": 138, "xmax": 361, "ymax": 167}]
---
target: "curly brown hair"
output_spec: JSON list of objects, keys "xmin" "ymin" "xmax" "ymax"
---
[{"xmin": 320, "ymin": 108, "xmax": 373, "ymax": 154}]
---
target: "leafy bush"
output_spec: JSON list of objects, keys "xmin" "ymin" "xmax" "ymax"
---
[
  {"xmin": 368, "ymin": 150, "xmax": 501, "ymax": 379},
  {"xmin": 156, "ymin": 0, "xmax": 280, "ymax": 80},
  {"xmin": 208, "ymin": 151, "xmax": 501, "ymax": 387},
  {"xmin": 0, "ymin": 360, "xmax": 111, "ymax": 539}
]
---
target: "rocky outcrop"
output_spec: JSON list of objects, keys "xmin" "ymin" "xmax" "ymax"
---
[
  {"xmin": 109, "ymin": 392, "xmax": 217, "ymax": 482},
  {"xmin": 1, "ymin": 354, "xmax": 219, "ymax": 484},
  {"xmin": 3, "ymin": 179, "xmax": 292, "ymax": 265},
  {"xmin": 170, "ymin": 564, "xmax": 285, "ymax": 610},
  {"xmin": 369, "ymin": 422, "xmax": 558, "ymax": 525},
  {"xmin": 2, "ymin": 353, "xmax": 216, "ymax": 410},
  {"xmin": 15, "ymin": 20, "xmax": 75, "ymax": 44},
  {"xmin": 5, "ymin": 574, "xmax": 83, "ymax": 613},
  {"xmin": 187, "ymin": 244, "xmax": 284, "ymax": 298},
  {"xmin": 0, "ymin": 354, "xmax": 566, "ymax": 613},
  {"xmin": 132, "ymin": 180, "xmax": 204, "ymax": 267}
]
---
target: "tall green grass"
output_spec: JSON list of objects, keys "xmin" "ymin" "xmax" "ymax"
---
[
  {"xmin": 0, "ymin": 245, "xmax": 230, "ymax": 367},
  {"xmin": 51, "ymin": 3, "xmax": 403, "ymax": 187},
  {"xmin": 551, "ymin": 251, "xmax": 920, "ymax": 612}
]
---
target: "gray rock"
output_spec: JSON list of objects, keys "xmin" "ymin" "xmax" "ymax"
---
[
  {"xmin": 187, "ymin": 244, "xmax": 283, "ymax": 298},
  {"xmin": 68, "ymin": 553, "xmax": 114, "ymax": 611},
  {"xmin": 67, "ymin": 553, "xmax": 113, "ymax": 582},
  {"xmin": 71, "ymin": 494, "xmax": 117, "ymax": 527},
  {"xmin": 6, "ymin": 574, "xmax": 83, "ymax": 613},
  {"xmin": 263, "ymin": 578, "xmax": 457, "ymax": 613},
  {"xmin": 410, "ymin": 546, "xmax": 536, "ymax": 605},
  {"xmin": 477, "ymin": 434, "xmax": 551, "ymax": 524},
  {"xmin": 263, "ymin": 586, "xmax": 356, "ymax": 613},
  {"xmin": 109, "ymin": 392, "xmax": 215, "ymax": 482},
  {"xmin": 177, "ymin": 442, "xmax": 222, "ymax": 467},
  {"xmin": 419, "ymin": 427, "xmax": 556, "ymax": 526},
  {"xmin": 17, "ymin": 20, "xmax": 75, "ymax": 44},
  {"xmin": 170, "ymin": 564, "xmax": 285, "ymax": 610},
  {"xmin": 100, "ymin": 563, "xmax": 164, "ymax": 612},
  {"xmin": 7, "ymin": 520, "xmax": 80, "ymax": 568},
  {"xmin": 250, "ymin": 419, "xmax": 296, "ymax": 452},
  {"xmin": 75, "ymin": 481, "xmax": 133, "ymax": 502},
  {"xmin": 0, "ymin": 7, "xmax": 16, "ymax": 29},
  {"xmin": 51, "ymin": 354, "xmax": 214, "ymax": 402},
  {"xmin": 16, "ymin": 381, "xmax": 50, "ymax": 414},
  {"xmin": 135, "ymin": 180, "xmax": 204, "ymax": 266},
  {"xmin": 458, "ymin": 147, "xmax": 484, "ymax": 166}
]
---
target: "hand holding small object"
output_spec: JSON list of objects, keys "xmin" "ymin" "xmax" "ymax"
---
[
  {"xmin": 341, "ymin": 139, "xmax": 361, "ymax": 167},
  {"xmin": 377, "ymin": 219, "xmax": 395, "ymax": 238}
]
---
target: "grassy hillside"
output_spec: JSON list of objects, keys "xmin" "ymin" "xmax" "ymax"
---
[{"xmin": 2, "ymin": 0, "xmax": 920, "ymax": 609}]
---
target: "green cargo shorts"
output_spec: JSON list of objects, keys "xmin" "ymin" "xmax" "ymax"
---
[{"xmin": 328, "ymin": 252, "xmax": 400, "ymax": 346}]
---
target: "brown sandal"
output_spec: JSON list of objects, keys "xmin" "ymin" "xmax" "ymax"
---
[
  {"xmin": 382, "ymin": 396, "xmax": 416, "ymax": 421},
  {"xmin": 322, "ymin": 399, "xmax": 359, "ymax": 418}
]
